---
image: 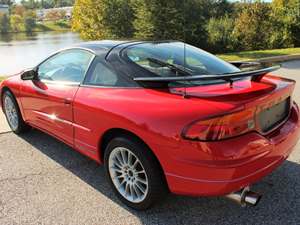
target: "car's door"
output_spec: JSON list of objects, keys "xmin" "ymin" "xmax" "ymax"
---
[
  {"xmin": 20, "ymin": 49, "xmax": 94, "ymax": 146},
  {"xmin": 72, "ymin": 56, "xmax": 134, "ymax": 157}
]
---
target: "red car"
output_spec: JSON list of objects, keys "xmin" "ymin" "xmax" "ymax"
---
[{"xmin": 1, "ymin": 41, "xmax": 299, "ymax": 210}]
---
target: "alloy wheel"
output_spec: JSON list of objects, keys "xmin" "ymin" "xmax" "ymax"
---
[
  {"xmin": 4, "ymin": 95, "xmax": 19, "ymax": 131},
  {"xmin": 108, "ymin": 147, "xmax": 149, "ymax": 203}
]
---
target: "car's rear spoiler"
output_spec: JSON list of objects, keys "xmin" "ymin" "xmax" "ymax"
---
[{"xmin": 133, "ymin": 65, "xmax": 281, "ymax": 87}]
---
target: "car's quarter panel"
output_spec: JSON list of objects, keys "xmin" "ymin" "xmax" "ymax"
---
[
  {"xmin": 166, "ymin": 103, "xmax": 300, "ymax": 196},
  {"xmin": 19, "ymin": 80, "xmax": 79, "ymax": 145},
  {"xmin": 72, "ymin": 85, "xmax": 240, "ymax": 162},
  {"xmin": 73, "ymin": 74, "xmax": 299, "ymax": 196}
]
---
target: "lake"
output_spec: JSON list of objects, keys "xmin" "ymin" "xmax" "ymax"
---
[{"xmin": 0, "ymin": 32, "xmax": 82, "ymax": 75}]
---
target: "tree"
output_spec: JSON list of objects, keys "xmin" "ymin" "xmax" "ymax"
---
[
  {"xmin": 131, "ymin": 0, "xmax": 153, "ymax": 39},
  {"xmin": 270, "ymin": 0, "xmax": 300, "ymax": 48},
  {"xmin": 0, "ymin": 12, "xmax": 10, "ymax": 33},
  {"xmin": 210, "ymin": 0, "xmax": 233, "ymax": 18},
  {"xmin": 10, "ymin": 14, "xmax": 23, "ymax": 32},
  {"xmin": 132, "ymin": 0, "xmax": 184, "ymax": 40},
  {"xmin": 23, "ymin": 10, "xmax": 36, "ymax": 32},
  {"xmin": 207, "ymin": 15, "xmax": 236, "ymax": 53},
  {"xmin": 20, "ymin": 0, "xmax": 40, "ymax": 9},
  {"xmin": 233, "ymin": 2, "xmax": 271, "ymax": 51},
  {"xmin": 0, "ymin": 0, "xmax": 13, "ymax": 6},
  {"xmin": 103, "ymin": 0, "xmax": 135, "ymax": 38},
  {"xmin": 72, "ymin": 0, "xmax": 134, "ymax": 40},
  {"xmin": 72, "ymin": 0, "xmax": 107, "ymax": 39},
  {"xmin": 12, "ymin": 5, "xmax": 26, "ymax": 17},
  {"xmin": 132, "ymin": 0, "xmax": 219, "ymax": 49},
  {"xmin": 183, "ymin": 0, "xmax": 213, "ymax": 49}
]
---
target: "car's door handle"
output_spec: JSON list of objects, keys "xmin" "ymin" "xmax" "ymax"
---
[{"xmin": 64, "ymin": 98, "xmax": 72, "ymax": 105}]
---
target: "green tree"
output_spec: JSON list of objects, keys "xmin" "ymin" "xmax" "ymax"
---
[
  {"xmin": 72, "ymin": 0, "xmax": 134, "ymax": 39},
  {"xmin": 183, "ymin": 0, "xmax": 213, "ymax": 49},
  {"xmin": 20, "ymin": 0, "xmax": 40, "ymax": 9},
  {"xmin": 132, "ymin": 0, "xmax": 184, "ymax": 40},
  {"xmin": 207, "ymin": 15, "xmax": 236, "ymax": 53},
  {"xmin": 270, "ymin": 0, "xmax": 300, "ymax": 48},
  {"xmin": 131, "ymin": 0, "xmax": 153, "ymax": 39},
  {"xmin": 132, "ymin": 0, "xmax": 219, "ymax": 49},
  {"xmin": 10, "ymin": 14, "xmax": 23, "ymax": 32},
  {"xmin": 0, "ymin": 13, "xmax": 10, "ymax": 33},
  {"xmin": 210, "ymin": 0, "xmax": 233, "ymax": 18},
  {"xmin": 0, "ymin": 0, "xmax": 13, "ymax": 6},
  {"xmin": 233, "ymin": 1, "xmax": 271, "ymax": 51},
  {"xmin": 72, "ymin": 0, "xmax": 108, "ymax": 39},
  {"xmin": 23, "ymin": 10, "xmax": 36, "ymax": 32},
  {"xmin": 103, "ymin": 0, "xmax": 134, "ymax": 38}
]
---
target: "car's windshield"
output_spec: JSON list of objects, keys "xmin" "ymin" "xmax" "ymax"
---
[{"xmin": 125, "ymin": 42, "xmax": 241, "ymax": 87}]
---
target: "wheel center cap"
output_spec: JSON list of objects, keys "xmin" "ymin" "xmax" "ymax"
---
[{"xmin": 128, "ymin": 170, "xmax": 134, "ymax": 177}]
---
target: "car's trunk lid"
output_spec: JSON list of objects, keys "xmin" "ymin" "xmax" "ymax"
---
[{"xmin": 170, "ymin": 75, "xmax": 295, "ymax": 135}]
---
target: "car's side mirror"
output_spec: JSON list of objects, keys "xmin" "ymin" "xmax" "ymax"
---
[{"xmin": 21, "ymin": 69, "xmax": 38, "ymax": 81}]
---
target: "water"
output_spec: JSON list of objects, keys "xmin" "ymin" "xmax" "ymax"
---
[{"xmin": 0, "ymin": 32, "xmax": 82, "ymax": 75}]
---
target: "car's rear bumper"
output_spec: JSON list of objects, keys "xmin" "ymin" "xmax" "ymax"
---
[{"xmin": 165, "ymin": 103, "xmax": 300, "ymax": 196}]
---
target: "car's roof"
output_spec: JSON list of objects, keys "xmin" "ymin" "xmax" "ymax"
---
[
  {"xmin": 73, "ymin": 40, "xmax": 179, "ymax": 55},
  {"xmin": 74, "ymin": 40, "xmax": 138, "ymax": 55}
]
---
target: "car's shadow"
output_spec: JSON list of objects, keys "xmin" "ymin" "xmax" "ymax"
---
[{"xmin": 19, "ymin": 129, "xmax": 300, "ymax": 225}]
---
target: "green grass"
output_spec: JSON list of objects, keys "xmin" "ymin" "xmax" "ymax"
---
[
  {"xmin": 217, "ymin": 48, "xmax": 300, "ymax": 61},
  {"xmin": 8, "ymin": 20, "xmax": 71, "ymax": 34},
  {"xmin": 34, "ymin": 20, "xmax": 71, "ymax": 32},
  {"xmin": 0, "ymin": 77, "xmax": 5, "ymax": 82}
]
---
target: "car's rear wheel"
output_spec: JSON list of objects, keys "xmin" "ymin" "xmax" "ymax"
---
[
  {"xmin": 2, "ymin": 90, "xmax": 30, "ymax": 134},
  {"xmin": 104, "ymin": 136, "xmax": 167, "ymax": 210}
]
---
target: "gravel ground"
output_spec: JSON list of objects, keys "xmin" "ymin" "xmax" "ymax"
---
[{"xmin": 0, "ymin": 60, "xmax": 300, "ymax": 225}]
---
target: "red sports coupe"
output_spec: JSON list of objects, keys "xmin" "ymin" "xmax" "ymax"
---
[{"xmin": 1, "ymin": 41, "xmax": 299, "ymax": 210}]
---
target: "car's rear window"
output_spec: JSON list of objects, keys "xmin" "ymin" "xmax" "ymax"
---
[{"xmin": 125, "ymin": 42, "xmax": 241, "ymax": 86}]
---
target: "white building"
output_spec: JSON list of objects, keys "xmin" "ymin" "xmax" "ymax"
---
[
  {"xmin": 0, "ymin": 4, "xmax": 9, "ymax": 14},
  {"xmin": 36, "ymin": 7, "xmax": 73, "ymax": 21}
]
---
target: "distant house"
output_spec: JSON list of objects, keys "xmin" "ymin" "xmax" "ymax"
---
[
  {"xmin": 36, "ymin": 7, "xmax": 73, "ymax": 21},
  {"xmin": 0, "ymin": 4, "xmax": 9, "ymax": 14}
]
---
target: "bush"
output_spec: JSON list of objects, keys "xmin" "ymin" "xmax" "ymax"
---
[
  {"xmin": 72, "ymin": 0, "xmax": 109, "ymax": 39},
  {"xmin": 10, "ymin": 14, "xmax": 23, "ymax": 32},
  {"xmin": 233, "ymin": 2, "xmax": 272, "ymax": 51},
  {"xmin": 24, "ymin": 10, "xmax": 36, "ymax": 33},
  {"xmin": 207, "ymin": 15, "xmax": 235, "ymax": 53},
  {"xmin": 0, "ymin": 13, "xmax": 10, "ymax": 33}
]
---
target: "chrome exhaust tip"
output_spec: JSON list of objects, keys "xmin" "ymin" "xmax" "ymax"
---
[{"xmin": 225, "ymin": 186, "xmax": 262, "ymax": 207}]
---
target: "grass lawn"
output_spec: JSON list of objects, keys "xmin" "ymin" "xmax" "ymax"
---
[
  {"xmin": 34, "ymin": 20, "xmax": 71, "ymax": 32},
  {"xmin": 8, "ymin": 20, "xmax": 71, "ymax": 33},
  {"xmin": 218, "ymin": 48, "xmax": 300, "ymax": 61},
  {"xmin": 0, "ymin": 77, "xmax": 5, "ymax": 82}
]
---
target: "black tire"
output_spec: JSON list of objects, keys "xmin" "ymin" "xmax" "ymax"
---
[
  {"xmin": 2, "ymin": 90, "xmax": 31, "ymax": 134},
  {"xmin": 104, "ymin": 135, "xmax": 168, "ymax": 210}
]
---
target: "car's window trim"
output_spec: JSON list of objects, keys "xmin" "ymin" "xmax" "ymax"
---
[
  {"xmin": 36, "ymin": 48, "xmax": 96, "ymax": 86},
  {"xmin": 82, "ymin": 56, "xmax": 138, "ymax": 88}
]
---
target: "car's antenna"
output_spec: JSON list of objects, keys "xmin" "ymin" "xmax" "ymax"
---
[{"xmin": 183, "ymin": 0, "xmax": 188, "ymax": 99}]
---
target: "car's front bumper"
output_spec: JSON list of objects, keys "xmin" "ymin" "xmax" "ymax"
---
[{"xmin": 164, "ymin": 103, "xmax": 300, "ymax": 196}]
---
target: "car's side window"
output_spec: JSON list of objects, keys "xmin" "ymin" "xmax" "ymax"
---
[
  {"xmin": 84, "ymin": 57, "xmax": 130, "ymax": 87},
  {"xmin": 38, "ymin": 49, "xmax": 94, "ymax": 83}
]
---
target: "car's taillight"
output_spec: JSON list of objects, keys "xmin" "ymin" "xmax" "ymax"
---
[{"xmin": 182, "ymin": 108, "xmax": 256, "ymax": 141}]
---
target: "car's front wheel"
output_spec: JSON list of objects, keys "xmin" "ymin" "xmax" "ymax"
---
[
  {"xmin": 104, "ymin": 136, "xmax": 167, "ymax": 210},
  {"xmin": 2, "ymin": 90, "xmax": 30, "ymax": 134}
]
